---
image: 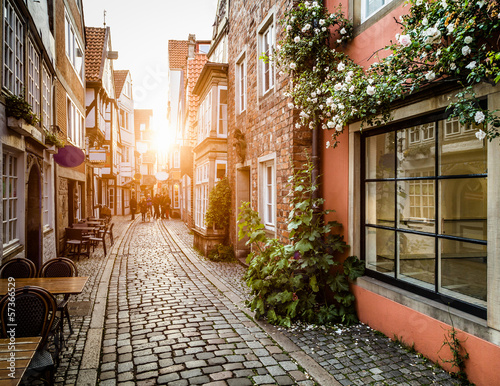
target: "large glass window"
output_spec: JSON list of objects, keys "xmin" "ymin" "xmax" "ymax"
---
[
  {"xmin": 3, "ymin": 1, "xmax": 24, "ymax": 95},
  {"xmin": 236, "ymin": 56, "xmax": 247, "ymax": 113},
  {"xmin": 27, "ymin": 40, "xmax": 41, "ymax": 118},
  {"xmin": 42, "ymin": 65, "xmax": 52, "ymax": 131},
  {"xmin": 42, "ymin": 162, "xmax": 52, "ymax": 229},
  {"xmin": 363, "ymin": 111, "xmax": 487, "ymax": 314},
  {"xmin": 198, "ymin": 90, "xmax": 212, "ymax": 142},
  {"xmin": 195, "ymin": 163, "xmax": 209, "ymax": 229},
  {"xmin": 362, "ymin": 0, "xmax": 393, "ymax": 22},
  {"xmin": 218, "ymin": 87, "xmax": 227, "ymax": 137},
  {"xmin": 2, "ymin": 152, "xmax": 19, "ymax": 248},
  {"xmin": 67, "ymin": 97, "xmax": 84, "ymax": 148},
  {"xmin": 260, "ymin": 159, "xmax": 275, "ymax": 230}
]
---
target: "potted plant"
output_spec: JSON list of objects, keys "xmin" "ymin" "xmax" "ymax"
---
[
  {"xmin": 44, "ymin": 128, "xmax": 64, "ymax": 153},
  {"xmin": 5, "ymin": 93, "xmax": 40, "ymax": 136}
]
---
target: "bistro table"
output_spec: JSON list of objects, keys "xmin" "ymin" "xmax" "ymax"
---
[
  {"xmin": 0, "ymin": 277, "xmax": 89, "ymax": 297},
  {"xmin": 0, "ymin": 336, "xmax": 42, "ymax": 385}
]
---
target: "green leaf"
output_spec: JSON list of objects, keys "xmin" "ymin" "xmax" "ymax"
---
[{"xmin": 309, "ymin": 275, "xmax": 319, "ymax": 292}]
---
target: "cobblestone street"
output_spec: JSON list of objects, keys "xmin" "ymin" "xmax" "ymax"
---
[{"xmin": 54, "ymin": 216, "xmax": 458, "ymax": 385}]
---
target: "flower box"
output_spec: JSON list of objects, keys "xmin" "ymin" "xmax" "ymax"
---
[{"xmin": 7, "ymin": 116, "xmax": 33, "ymax": 137}]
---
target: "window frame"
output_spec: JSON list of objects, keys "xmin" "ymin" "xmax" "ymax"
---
[
  {"xmin": 236, "ymin": 52, "xmax": 247, "ymax": 113},
  {"xmin": 258, "ymin": 154, "xmax": 276, "ymax": 231},
  {"xmin": 2, "ymin": 151, "xmax": 21, "ymax": 250},
  {"xmin": 3, "ymin": 0, "xmax": 24, "ymax": 95},
  {"xmin": 217, "ymin": 86, "xmax": 228, "ymax": 138},
  {"xmin": 67, "ymin": 96, "xmax": 84, "ymax": 148},
  {"xmin": 361, "ymin": 107, "xmax": 488, "ymax": 318},
  {"xmin": 65, "ymin": 10, "xmax": 84, "ymax": 82},
  {"xmin": 257, "ymin": 13, "xmax": 275, "ymax": 97},
  {"xmin": 194, "ymin": 162, "xmax": 209, "ymax": 229},
  {"xmin": 361, "ymin": 0, "xmax": 394, "ymax": 23}
]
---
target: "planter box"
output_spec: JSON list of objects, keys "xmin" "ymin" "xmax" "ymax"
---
[
  {"xmin": 45, "ymin": 145, "xmax": 58, "ymax": 154},
  {"xmin": 192, "ymin": 227, "xmax": 227, "ymax": 257},
  {"xmin": 7, "ymin": 116, "xmax": 33, "ymax": 136}
]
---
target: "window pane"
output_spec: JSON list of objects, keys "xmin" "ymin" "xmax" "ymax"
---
[
  {"xmin": 439, "ymin": 120, "xmax": 487, "ymax": 176},
  {"xmin": 398, "ymin": 179, "xmax": 435, "ymax": 232},
  {"xmin": 397, "ymin": 125, "xmax": 435, "ymax": 177},
  {"xmin": 398, "ymin": 232, "xmax": 435, "ymax": 289},
  {"xmin": 365, "ymin": 132, "xmax": 395, "ymax": 179},
  {"xmin": 440, "ymin": 239, "xmax": 486, "ymax": 306},
  {"xmin": 365, "ymin": 227, "xmax": 395, "ymax": 274},
  {"xmin": 365, "ymin": 181, "xmax": 395, "ymax": 226},
  {"xmin": 439, "ymin": 178, "xmax": 486, "ymax": 241}
]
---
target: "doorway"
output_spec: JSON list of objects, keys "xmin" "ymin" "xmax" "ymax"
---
[
  {"xmin": 236, "ymin": 167, "xmax": 251, "ymax": 259},
  {"xmin": 27, "ymin": 164, "xmax": 42, "ymax": 270}
]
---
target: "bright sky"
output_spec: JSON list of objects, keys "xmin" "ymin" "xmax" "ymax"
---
[{"xmin": 83, "ymin": 0, "xmax": 218, "ymax": 137}]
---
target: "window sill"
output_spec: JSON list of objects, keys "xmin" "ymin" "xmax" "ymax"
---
[{"xmin": 2, "ymin": 243, "xmax": 24, "ymax": 260}]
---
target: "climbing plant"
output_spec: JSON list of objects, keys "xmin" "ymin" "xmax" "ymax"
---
[
  {"xmin": 276, "ymin": 0, "xmax": 500, "ymax": 148},
  {"xmin": 238, "ymin": 159, "xmax": 364, "ymax": 327}
]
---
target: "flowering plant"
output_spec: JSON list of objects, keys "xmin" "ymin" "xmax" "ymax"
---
[{"xmin": 277, "ymin": 0, "xmax": 500, "ymax": 148}]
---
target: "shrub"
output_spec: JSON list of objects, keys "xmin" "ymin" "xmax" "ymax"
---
[
  {"xmin": 208, "ymin": 244, "xmax": 235, "ymax": 262},
  {"xmin": 205, "ymin": 177, "xmax": 231, "ymax": 230}
]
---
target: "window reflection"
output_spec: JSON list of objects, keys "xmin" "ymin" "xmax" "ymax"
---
[{"xmin": 365, "ymin": 132, "xmax": 395, "ymax": 179}]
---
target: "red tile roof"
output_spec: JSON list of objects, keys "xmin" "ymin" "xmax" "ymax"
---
[
  {"xmin": 85, "ymin": 27, "xmax": 106, "ymax": 82},
  {"xmin": 187, "ymin": 54, "xmax": 208, "ymax": 133},
  {"xmin": 114, "ymin": 70, "xmax": 129, "ymax": 97},
  {"xmin": 168, "ymin": 40, "xmax": 189, "ymax": 70}
]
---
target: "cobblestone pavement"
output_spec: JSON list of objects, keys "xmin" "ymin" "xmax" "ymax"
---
[{"xmin": 54, "ymin": 217, "xmax": 458, "ymax": 385}]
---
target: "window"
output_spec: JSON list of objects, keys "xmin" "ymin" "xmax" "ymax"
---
[
  {"xmin": 236, "ymin": 55, "xmax": 247, "ymax": 113},
  {"xmin": 76, "ymin": 183, "xmax": 82, "ymax": 220},
  {"xmin": 3, "ymin": 152, "xmax": 19, "ymax": 248},
  {"xmin": 41, "ymin": 65, "xmax": 52, "ymax": 130},
  {"xmin": 27, "ymin": 40, "xmax": 41, "ymax": 118},
  {"xmin": 362, "ymin": 0, "xmax": 394, "ymax": 22},
  {"xmin": 140, "ymin": 123, "xmax": 146, "ymax": 131},
  {"xmin": 216, "ymin": 161, "xmax": 227, "ymax": 181},
  {"xmin": 259, "ymin": 158, "xmax": 275, "ymax": 230},
  {"xmin": 3, "ymin": 1, "xmax": 24, "ymax": 95},
  {"xmin": 65, "ymin": 11, "xmax": 84, "ymax": 80},
  {"xmin": 217, "ymin": 86, "xmax": 227, "ymax": 137},
  {"xmin": 42, "ymin": 162, "xmax": 52, "ymax": 229},
  {"xmin": 108, "ymin": 187, "xmax": 114, "ymax": 210},
  {"xmin": 173, "ymin": 184, "xmax": 180, "ymax": 209},
  {"xmin": 198, "ymin": 90, "xmax": 212, "ymax": 142},
  {"xmin": 174, "ymin": 151, "xmax": 180, "ymax": 168},
  {"xmin": 363, "ymin": 110, "xmax": 487, "ymax": 315},
  {"xmin": 67, "ymin": 97, "xmax": 84, "ymax": 148},
  {"xmin": 195, "ymin": 163, "xmax": 209, "ymax": 229},
  {"xmin": 259, "ymin": 19, "xmax": 275, "ymax": 95}
]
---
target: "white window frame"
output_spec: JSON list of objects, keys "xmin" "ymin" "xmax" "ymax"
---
[
  {"xmin": 3, "ymin": 1, "xmax": 24, "ymax": 95},
  {"xmin": 2, "ymin": 152, "xmax": 20, "ymax": 249},
  {"xmin": 41, "ymin": 65, "xmax": 52, "ymax": 131},
  {"xmin": 27, "ymin": 39, "xmax": 41, "ymax": 118},
  {"xmin": 194, "ymin": 162, "xmax": 209, "ymax": 229},
  {"xmin": 361, "ymin": 0, "xmax": 394, "ymax": 23},
  {"xmin": 217, "ymin": 86, "xmax": 228, "ymax": 138},
  {"xmin": 259, "ymin": 154, "xmax": 276, "ymax": 231},
  {"xmin": 236, "ymin": 52, "xmax": 247, "ymax": 113},
  {"xmin": 65, "ymin": 10, "xmax": 84, "ymax": 82},
  {"xmin": 258, "ymin": 13, "xmax": 275, "ymax": 96},
  {"xmin": 67, "ymin": 96, "xmax": 84, "ymax": 148},
  {"xmin": 198, "ymin": 90, "xmax": 212, "ymax": 142}
]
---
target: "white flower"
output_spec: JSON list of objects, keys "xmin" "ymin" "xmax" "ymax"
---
[
  {"xmin": 336, "ymin": 124, "xmax": 343, "ymax": 131},
  {"xmin": 447, "ymin": 23, "xmax": 455, "ymax": 34},
  {"xmin": 279, "ymin": 71, "xmax": 284, "ymax": 76},
  {"xmin": 422, "ymin": 17, "xmax": 428, "ymax": 26},
  {"xmin": 302, "ymin": 24, "xmax": 311, "ymax": 32},
  {"xmin": 312, "ymin": 1, "xmax": 318, "ymax": 7},
  {"xmin": 294, "ymin": 36, "xmax": 301, "ymax": 43},
  {"xmin": 337, "ymin": 62, "xmax": 345, "ymax": 71},
  {"xmin": 478, "ymin": 0, "xmax": 485, "ymax": 8},
  {"xmin": 450, "ymin": 63, "xmax": 457, "ymax": 70},
  {"xmin": 319, "ymin": 19, "xmax": 325, "ymax": 26},
  {"xmin": 475, "ymin": 129, "xmax": 486, "ymax": 140},
  {"xmin": 398, "ymin": 34, "xmax": 412, "ymax": 47},
  {"xmin": 300, "ymin": 111, "xmax": 309, "ymax": 119},
  {"xmin": 295, "ymin": 123, "xmax": 301, "ymax": 128},
  {"xmin": 349, "ymin": 85, "xmax": 355, "ymax": 93},
  {"xmin": 338, "ymin": 103, "xmax": 344, "ymax": 110},
  {"xmin": 366, "ymin": 85, "xmax": 376, "ymax": 95},
  {"xmin": 425, "ymin": 71, "xmax": 436, "ymax": 81},
  {"xmin": 326, "ymin": 97, "xmax": 334, "ymax": 105},
  {"xmin": 475, "ymin": 111, "xmax": 485, "ymax": 124},
  {"xmin": 337, "ymin": 39, "xmax": 342, "ymax": 43},
  {"xmin": 334, "ymin": 83, "xmax": 343, "ymax": 91},
  {"xmin": 462, "ymin": 45, "xmax": 471, "ymax": 56},
  {"xmin": 287, "ymin": 102, "xmax": 294, "ymax": 109},
  {"xmin": 416, "ymin": 0, "xmax": 422, "ymax": 5},
  {"xmin": 340, "ymin": 28, "xmax": 346, "ymax": 35},
  {"xmin": 368, "ymin": 78, "xmax": 374, "ymax": 85},
  {"xmin": 425, "ymin": 27, "xmax": 441, "ymax": 44},
  {"xmin": 326, "ymin": 141, "xmax": 331, "ymax": 149},
  {"xmin": 441, "ymin": 0, "xmax": 447, "ymax": 8},
  {"xmin": 319, "ymin": 104, "xmax": 324, "ymax": 110},
  {"xmin": 290, "ymin": 62, "xmax": 297, "ymax": 70},
  {"xmin": 464, "ymin": 36, "xmax": 473, "ymax": 44},
  {"xmin": 322, "ymin": 27, "xmax": 327, "ymax": 32},
  {"xmin": 466, "ymin": 61, "xmax": 476, "ymax": 70},
  {"xmin": 304, "ymin": 1, "xmax": 310, "ymax": 7},
  {"xmin": 287, "ymin": 25, "xmax": 292, "ymax": 32},
  {"xmin": 311, "ymin": 92, "xmax": 316, "ymax": 98},
  {"xmin": 347, "ymin": 70, "xmax": 354, "ymax": 77},
  {"xmin": 314, "ymin": 28, "xmax": 320, "ymax": 34},
  {"xmin": 327, "ymin": 121, "xmax": 335, "ymax": 129},
  {"xmin": 309, "ymin": 122, "xmax": 314, "ymax": 129}
]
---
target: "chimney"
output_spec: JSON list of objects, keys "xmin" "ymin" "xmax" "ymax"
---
[{"xmin": 188, "ymin": 34, "xmax": 196, "ymax": 59}]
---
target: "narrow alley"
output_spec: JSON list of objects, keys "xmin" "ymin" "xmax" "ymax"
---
[{"xmin": 53, "ymin": 217, "xmax": 457, "ymax": 386}]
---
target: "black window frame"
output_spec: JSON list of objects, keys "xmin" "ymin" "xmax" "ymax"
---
[{"xmin": 360, "ymin": 105, "xmax": 487, "ymax": 319}]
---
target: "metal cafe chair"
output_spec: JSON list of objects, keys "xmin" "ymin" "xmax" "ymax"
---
[
  {"xmin": 0, "ymin": 257, "xmax": 37, "ymax": 279},
  {"xmin": 88, "ymin": 223, "xmax": 108, "ymax": 256},
  {"xmin": 0, "ymin": 286, "xmax": 59, "ymax": 384},
  {"xmin": 63, "ymin": 228, "xmax": 91, "ymax": 259},
  {"xmin": 39, "ymin": 258, "xmax": 78, "ymax": 336}
]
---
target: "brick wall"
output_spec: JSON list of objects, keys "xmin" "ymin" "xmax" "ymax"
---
[{"xmin": 227, "ymin": 0, "xmax": 312, "ymax": 248}]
